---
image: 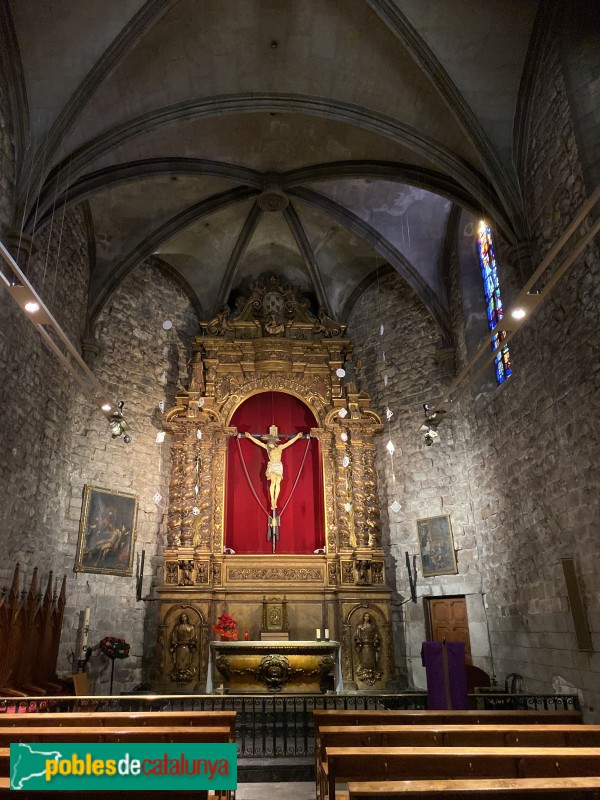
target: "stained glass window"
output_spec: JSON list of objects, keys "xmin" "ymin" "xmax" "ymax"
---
[{"xmin": 477, "ymin": 221, "xmax": 511, "ymax": 384}]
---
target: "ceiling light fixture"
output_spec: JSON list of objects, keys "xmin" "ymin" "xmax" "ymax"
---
[
  {"xmin": 511, "ymin": 308, "xmax": 526, "ymax": 319},
  {"xmin": 24, "ymin": 301, "xmax": 40, "ymax": 313}
]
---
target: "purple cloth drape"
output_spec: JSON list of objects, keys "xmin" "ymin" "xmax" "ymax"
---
[{"xmin": 421, "ymin": 641, "xmax": 468, "ymax": 710}]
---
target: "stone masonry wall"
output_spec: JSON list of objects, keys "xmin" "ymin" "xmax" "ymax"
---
[
  {"xmin": 0, "ymin": 206, "xmax": 91, "ymax": 577},
  {"xmin": 63, "ymin": 262, "xmax": 198, "ymax": 692},
  {"xmin": 464, "ymin": 31, "xmax": 600, "ymax": 718},
  {"xmin": 347, "ymin": 273, "xmax": 493, "ymax": 687},
  {"xmin": 0, "ymin": 210, "xmax": 197, "ymax": 691}
]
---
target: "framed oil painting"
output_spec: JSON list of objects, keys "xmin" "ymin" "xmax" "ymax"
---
[
  {"xmin": 75, "ymin": 485, "xmax": 138, "ymax": 576},
  {"xmin": 417, "ymin": 514, "xmax": 458, "ymax": 578}
]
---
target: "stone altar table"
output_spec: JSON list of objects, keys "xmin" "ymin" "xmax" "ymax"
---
[{"xmin": 207, "ymin": 640, "xmax": 343, "ymax": 694}]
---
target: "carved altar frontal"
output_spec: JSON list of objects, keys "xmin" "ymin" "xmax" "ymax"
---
[
  {"xmin": 154, "ymin": 277, "xmax": 395, "ymax": 693},
  {"xmin": 208, "ymin": 641, "xmax": 342, "ymax": 694}
]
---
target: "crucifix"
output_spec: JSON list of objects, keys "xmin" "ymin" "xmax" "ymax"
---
[{"xmin": 238, "ymin": 425, "xmax": 309, "ymax": 552}]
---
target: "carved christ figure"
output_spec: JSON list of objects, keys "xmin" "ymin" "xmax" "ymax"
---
[{"xmin": 243, "ymin": 425, "xmax": 304, "ymax": 510}]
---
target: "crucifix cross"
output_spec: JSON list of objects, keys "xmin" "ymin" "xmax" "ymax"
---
[{"xmin": 238, "ymin": 424, "xmax": 310, "ymax": 552}]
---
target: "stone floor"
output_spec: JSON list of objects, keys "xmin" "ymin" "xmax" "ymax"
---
[{"xmin": 236, "ymin": 783, "xmax": 316, "ymax": 800}]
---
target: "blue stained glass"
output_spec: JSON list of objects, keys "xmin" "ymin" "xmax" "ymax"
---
[{"xmin": 478, "ymin": 222, "xmax": 511, "ymax": 384}]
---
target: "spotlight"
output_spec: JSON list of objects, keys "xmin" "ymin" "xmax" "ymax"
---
[
  {"xmin": 24, "ymin": 301, "xmax": 40, "ymax": 313},
  {"xmin": 424, "ymin": 433, "xmax": 434, "ymax": 446},
  {"xmin": 511, "ymin": 308, "xmax": 526, "ymax": 320},
  {"xmin": 123, "ymin": 435, "xmax": 132, "ymax": 444},
  {"xmin": 101, "ymin": 403, "xmax": 112, "ymax": 412}
]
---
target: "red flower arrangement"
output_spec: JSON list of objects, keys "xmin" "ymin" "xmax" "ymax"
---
[
  {"xmin": 99, "ymin": 636, "xmax": 130, "ymax": 660},
  {"xmin": 213, "ymin": 613, "xmax": 238, "ymax": 640}
]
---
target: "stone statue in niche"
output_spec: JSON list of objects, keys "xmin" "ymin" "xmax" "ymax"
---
[
  {"xmin": 187, "ymin": 347, "xmax": 205, "ymax": 393},
  {"xmin": 170, "ymin": 612, "xmax": 197, "ymax": 684},
  {"xmin": 354, "ymin": 610, "xmax": 382, "ymax": 685}
]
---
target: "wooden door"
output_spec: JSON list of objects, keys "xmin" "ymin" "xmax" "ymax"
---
[{"xmin": 428, "ymin": 596, "xmax": 472, "ymax": 664}]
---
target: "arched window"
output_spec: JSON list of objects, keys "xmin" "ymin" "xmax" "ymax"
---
[{"xmin": 477, "ymin": 221, "xmax": 511, "ymax": 384}]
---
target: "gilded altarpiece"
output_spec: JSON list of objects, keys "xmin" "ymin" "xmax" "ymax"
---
[{"xmin": 155, "ymin": 278, "xmax": 395, "ymax": 692}]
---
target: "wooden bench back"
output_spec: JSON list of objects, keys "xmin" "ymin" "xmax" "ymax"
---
[
  {"xmin": 346, "ymin": 776, "xmax": 600, "ymax": 799},
  {"xmin": 0, "ymin": 710, "xmax": 236, "ymax": 728},
  {"xmin": 0, "ymin": 724, "xmax": 233, "ymax": 745},
  {"xmin": 313, "ymin": 710, "xmax": 583, "ymax": 728},
  {"xmin": 324, "ymin": 746, "xmax": 600, "ymax": 800},
  {"xmin": 317, "ymin": 724, "xmax": 600, "ymax": 756}
]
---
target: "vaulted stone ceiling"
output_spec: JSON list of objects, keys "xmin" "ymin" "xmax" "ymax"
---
[{"xmin": 6, "ymin": 0, "xmax": 538, "ymax": 338}]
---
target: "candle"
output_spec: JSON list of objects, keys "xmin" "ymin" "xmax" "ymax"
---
[
  {"xmin": 324, "ymin": 628, "xmax": 330, "ymax": 640},
  {"xmin": 79, "ymin": 607, "xmax": 90, "ymax": 660},
  {"xmin": 316, "ymin": 628, "xmax": 321, "ymax": 640}
]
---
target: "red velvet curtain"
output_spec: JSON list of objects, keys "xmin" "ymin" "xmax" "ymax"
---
[{"xmin": 225, "ymin": 392, "xmax": 325, "ymax": 554}]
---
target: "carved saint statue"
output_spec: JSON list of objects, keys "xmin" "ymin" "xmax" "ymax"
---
[
  {"xmin": 187, "ymin": 348, "xmax": 205, "ymax": 393},
  {"xmin": 243, "ymin": 425, "xmax": 304, "ymax": 510},
  {"xmin": 170, "ymin": 612, "xmax": 197, "ymax": 684},
  {"xmin": 354, "ymin": 611, "xmax": 382, "ymax": 685}
]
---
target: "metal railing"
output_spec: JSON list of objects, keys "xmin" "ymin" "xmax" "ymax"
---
[{"xmin": 0, "ymin": 693, "xmax": 581, "ymax": 758}]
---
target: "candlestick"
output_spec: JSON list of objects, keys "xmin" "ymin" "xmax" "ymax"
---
[
  {"xmin": 316, "ymin": 628, "xmax": 321, "ymax": 641},
  {"xmin": 324, "ymin": 628, "xmax": 330, "ymax": 641},
  {"xmin": 79, "ymin": 607, "xmax": 90, "ymax": 661}
]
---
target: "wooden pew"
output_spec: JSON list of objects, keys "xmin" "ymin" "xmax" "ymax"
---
[
  {"xmin": 0, "ymin": 710, "xmax": 237, "ymax": 729},
  {"xmin": 0, "ymin": 725, "xmax": 233, "ymax": 745},
  {"xmin": 317, "ymin": 724, "xmax": 600, "ymax": 760},
  {"xmin": 346, "ymin": 776, "xmax": 600, "ymax": 799},
  {"xmin": 315, "ymin": 720, "xmax": 596, "ymax": 795},
  {"xmin": 313, "ymin": 709, "xmax": 583, "ymax": 730},
  {"xmin": 323, "ymin": 746, "xmax": 600, "ymax": 800}
]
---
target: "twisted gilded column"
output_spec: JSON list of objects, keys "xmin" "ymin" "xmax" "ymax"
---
[
  {"xmin": 211, "ymin": 430, "xmax": 230, "ymax": 553},
  {"xmin": 194, "ymin": 427, "xmax": 214, "ymax": 550},
  {"xmin": 180, "ymin": 427, "xmax": 199, "ymax": 546},
  {"xmin": 332, "ymin": 434, "xmax": 352, "ymax": 550},
  {"xmin": 167, "ymin": 431, "xmax": 185, "ymax": 546},
  {"xmin": 311, "ymin": 428, "xmax": 338, "ymax": 553},
  {"xmin": 363, "ymin": 443, "xmax": 381, "ymax": 547},
  {"xmin": 349, "ymin": 431, "xmax": 368, "ymax": 547}
]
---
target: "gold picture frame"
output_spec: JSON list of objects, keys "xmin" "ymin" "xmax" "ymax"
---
[
  {"xmin": 417, "ymin": 514, "xmax": 458, "ymax": 577},
  {"xmin": 75, "ymin": 485, "xmax": 138, "ymax": 576}
]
